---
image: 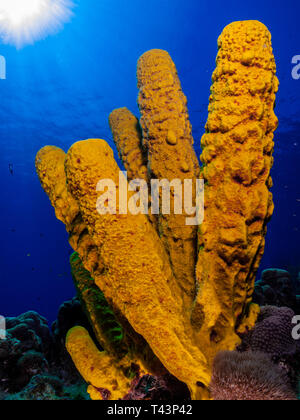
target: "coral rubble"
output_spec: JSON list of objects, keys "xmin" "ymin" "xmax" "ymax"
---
[{"xmin": 36, "ymin": 20, "xmax": 279, "ymax": 399}]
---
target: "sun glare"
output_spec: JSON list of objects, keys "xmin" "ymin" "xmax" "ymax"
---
[{"xmin": 0, "ymin": 0, "xmax": 74, "ymax": 47}]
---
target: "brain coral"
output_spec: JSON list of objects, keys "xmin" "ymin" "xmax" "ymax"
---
[{"xmin": 241, "ymin": 306, "xmax": 297, "ymax": 358}]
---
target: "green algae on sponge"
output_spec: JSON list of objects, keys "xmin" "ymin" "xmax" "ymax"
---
[{"xmin": 70, "ymin": 252, "xmax": 126, "ymax": 357}]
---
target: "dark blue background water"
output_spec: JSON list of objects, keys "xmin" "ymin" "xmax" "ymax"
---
[{"xmin": 0, "ymin": 0, "xmax": 299, "ymax": 322}]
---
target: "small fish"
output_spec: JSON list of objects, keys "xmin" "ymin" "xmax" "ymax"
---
[
  {"xmin": 27, "ymin": 253, "xmax": 31, "ymax": 257},
  {"xmin": 8, "ymin": 164, "xmax": 13, "ymax": 176}
]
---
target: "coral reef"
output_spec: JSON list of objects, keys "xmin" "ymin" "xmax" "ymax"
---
[
  {"xmin": 210, "ymin": 351, "xmax": 297, "ymax": 400},
  {"xmin": 239, "ymin": 305, "xmax": 300, "ymax": 390},
  {"xmin": 253, "ymin": 269, "xmax": 300, "ymax": 313},
  {"xmin": 0, "ymin": 309, "xmax": 89, "ymax": 400},
  {"xmin": 0, "ymin": 311, "xmax": 52, "ymax": 392},
  {"xmin": 6, "ymin": 375, "xmax": 65, "ymax": 401},
  {"xmin": 4, "ymin": 373, "xmax": 89, "ymax": 401},
  {"xmin": 36, "ymin": 20, "xmax": 279, "ymax": 399}
]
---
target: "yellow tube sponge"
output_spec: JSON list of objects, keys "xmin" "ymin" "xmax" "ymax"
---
[
  {"xmin": 35, "ymin": 146, "xmax": 99, "ymax": 273},
  {"xmin": 36, "ymin": 146, "xmax": 164, "ymax": 374},
  {"xmin": 35, "ymin": 144, "xmax": 168, "ymax": 382},
  {"xmin": 36, "ymin": 20, "xmax": 279, "ymax": 400},
  {"xmin": 192, "ymin": 21, "xmax": 278, "ymax": 365},
  {"xmin": 109, "ymin": 107, "xmax": 148, "ymax": 183},
  {"xmin": 35, "ymin": 146, "xmax": 79, "ymax": 228},
  {"xmin": 66, "ymin": 326, "xmax": 132, "ymax": 400},
  {"xmin": 65, "ymin": 139, "xmax": 211, "ymax": 395},
  {"xmin": 137, "ymin": 49, "xmax": 201, "ymax": 301}
]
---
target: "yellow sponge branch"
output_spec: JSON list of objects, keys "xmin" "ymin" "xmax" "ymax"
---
[
  {"xmin": 137, "ymin": 49, "xmax": 201, "ymax": 303},
  {"xmin": 65, "ymin": 139, "xmax": 211, "ymax": 395},
  {"xmin": 193, "ymin": 21, "xmax": 278, "ymax": 366},
  {"xmin": 109, "ymin": 107, "xmax": 149, "ymax": 183},
  {"xmin": 35, "ymin": 145, "xmax": 100, "ymax": 274},
  {"xmin": 66, "ymin": 326, "xmax": 132, "ymax": 400}
]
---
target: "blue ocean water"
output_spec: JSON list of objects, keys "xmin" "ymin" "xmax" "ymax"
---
[{"xmin": 0, "ymin": 0, "xmax": 299, "ymax": 322}]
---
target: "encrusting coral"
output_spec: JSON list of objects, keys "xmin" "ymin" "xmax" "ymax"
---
[{"xmin": 36, "ymin": 20, "xmax": 279, "ymax": 400}]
